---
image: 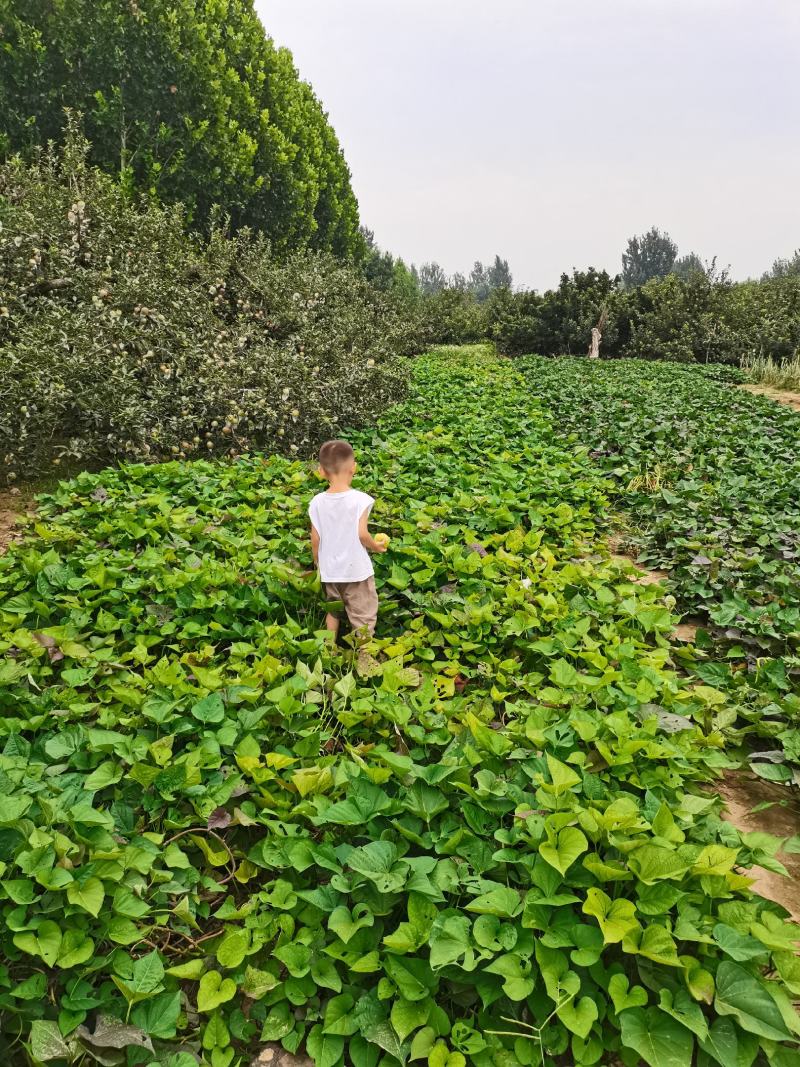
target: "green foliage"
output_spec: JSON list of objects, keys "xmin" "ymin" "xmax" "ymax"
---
[
  {"xmin": 467, "ymin": 257, "xmax": 513, "ymax": 303},
  {"xmin": 490, "ymin": 270, "xmax": 618, "ymax": 357},
  {"xmin": 518, "ymin": 355, "xmax": 800, "ymax": 770},
  {"xmin": 359, "ymin": 236, "xmax": 507, "ymax": 345},
  {"xmin": 621, "ymin": 227, "xmax": 678, "ymax": 289},
  {"xmin": 671, "ymin": 252, "xmax": 707, "ymax": 281},
  {"xmin": 418, "ymin": 290, "xmax": 489, "ymax": 345},
  {"xmin": 0, "ymin": 135, "xmax": 418, "ymax": 485},
  {"xmin": 0, "ymin": 0, "xmax": 360, "ymax": 255},
  {"xmin": 764, "ymin": 249, "xmax": 800, "ymax": 281},
  {"xmin": 491, "ymin": 270, "xmax": 800, "ymax": 365},
  {"xmin": 616, "ymin": 271, "xmax": 800, "ymax": 365},
  {"xmin": 1, "ymin": 347, "xmax": 798, "ymax": 1065}
]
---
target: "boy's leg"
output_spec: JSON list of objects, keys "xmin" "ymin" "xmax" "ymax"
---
[
  {"xmin": 343, "ymin": 577, "xmax": 378, "ymax": 643},
  {"xmin": 323, "ymin": 584, "xmax": 342, "ymax": 641}
]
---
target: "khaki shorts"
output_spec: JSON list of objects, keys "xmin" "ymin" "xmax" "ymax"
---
[{"xmin": 324, "ymin": 575, "xmax": 378, "ymax": 636}]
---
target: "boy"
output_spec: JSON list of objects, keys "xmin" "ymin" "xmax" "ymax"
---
[{"xmin": 309, "ymin": 439, "xmax": 386, "ymax": 641}]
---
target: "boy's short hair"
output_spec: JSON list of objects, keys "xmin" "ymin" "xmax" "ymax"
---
[{"xmin": 319, "ymin": 439, "xmax": 354, "ymax": 474}]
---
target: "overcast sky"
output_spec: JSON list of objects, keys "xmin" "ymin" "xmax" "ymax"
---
[{"xmin": 255, "ymin": 0, "xmax": 800, "ymax": 290}]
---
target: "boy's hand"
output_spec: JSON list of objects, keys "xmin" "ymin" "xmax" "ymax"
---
[{"xmin": 372, "ymin": 533, "xmax": 390, "ymax": 553}]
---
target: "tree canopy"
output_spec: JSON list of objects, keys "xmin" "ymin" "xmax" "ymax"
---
[
  {"xmin": 621, "ymin": 226, "xmax": 678, "ymax": 288},
  {"xmin": 0, "ymin": 0, "xmax": 361, "ymax": 255},
  {"xmin": 765, "ymin": 248, "xmax": 800, "ymax": 280}
]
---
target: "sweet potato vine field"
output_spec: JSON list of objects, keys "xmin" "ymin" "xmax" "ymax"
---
[
  {"xmin": 519, "ymin": 358, "xmax": 800, "ymax": 781},
  {"xmin": 0, "ymin": 347, "xmax": 799, "ymax": 1067}
]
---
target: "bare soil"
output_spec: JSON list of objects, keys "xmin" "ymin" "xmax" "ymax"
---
[
  {"xmin": 250, "ymin": 1046, "xmax": 312, "ymax": 1067},
  {"xmin": 740, "ymin": 383, "xmax": 800, "ymax": 412},
  {"xmin": 716, "ymin": 770, "xmax": 800, "ymax": 921},
  {"xmin": 608, "ymin": 533, "xmax": 669, "ymax": 586},
  {"xmin": 0, "ymin": 489, "xmax": 33, "ymax": 555},
  {"xmin": 672, "ymin": 619, "xmax": 702, "ymax": 642}
]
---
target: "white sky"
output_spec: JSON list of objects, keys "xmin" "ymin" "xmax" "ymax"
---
[{"xmin": 255, "ymin": 0, "xmax": 800, "ymax": 290}]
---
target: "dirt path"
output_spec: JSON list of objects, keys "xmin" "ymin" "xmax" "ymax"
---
[
  {"xmin": 739, "ymin": 383, "xmax": 800, "ymax": 412},
  {"xmin": 0, "ymin": 490, "xmax": 31, "ymax": 555},
  {"xmin": 716, "ymin": 770, "xmax": 800, "ymax": 921}
]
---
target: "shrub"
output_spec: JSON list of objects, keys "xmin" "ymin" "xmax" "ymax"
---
[
  {"xmin": 418, "ymin": 289, "xmax": 489, "ymax": 346},
  {"xmin": 490, "ymin": 271, "xmax": 618, "ymax": 357},
  {"xmin": 491, "ymin": 268, "xmax": 800, "ymax": 365},
  {"xmin": 0, "ymin": 136, "xmax": 420, "ymax": 485},
  {"xmin": 615, "ymin": 271, "xmax": 800, "ymax": 365}
]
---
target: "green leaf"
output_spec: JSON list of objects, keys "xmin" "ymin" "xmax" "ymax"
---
[
  {"xmin": 539, "ymin": 826, "xmax": 588, "ymax": 875},
  {"xmin": 545, "ymin": 753, "xmax": 581, "ymax": 794},
  {"xmin": 349, "ymin": 1035, "xmax": 380, "ymax": 1067},
  {"xmin": 410, "ymin": 1026, "xmax": 436, "ymax": 1061},
  {"xmin": 322, "ymin": 994, "xmax": 357, "ymax": 1037},
  {"xmin": 551, "ymin": 658, "xmax": 580, "ymax": 687},
  {"xmin": 84, "ymin": 761, "xmax": 123, "ymax": 790},
  {"xmin": 261, "ymin": 1003, "xmax": 294, "ymax": 1041},
  {"xmin": 624, "ymin": 924, "xmax": 681, "ymax": 967},
  {"xmin": 0, "ymin": 802, "xmax": 32, "ymax": 823},
  {"xmin": 306, "ymin": 1024, "xmax": 344, "ymax": 1067},
  {"xmin": 363, "ymin": 1017, "xmax": 413, "ymax": 1062},
  {"xmin": 13, "ymin": 920, "xmax": 61, "ymax": 966},
  {"xmin": 319, "ymin": 778, "xmax": 391, "ymax": 825},
  {"xmin": 197, "ymin": 971, "xmax": 237, "ymax": 1013},
  {"xmin": 582, "ymin": 888, "xmax": 639, "ymax": 943},
  {"xmin": 685, "ymin": 964, "xmax": 715, "ymax": 1005},
  {"xmin": 713, "ymin": 923, "xmax": 769, "ymax": 962},
  {"xmin": 66, "ymin": 876, "xmax": 105, "ymax": 917},
  {"xmin": 329, "ymin": 903, "xmax": 374, "ymax": 944},
  {"xmin": 557, "ymin": 995, "xmax": 598, "ymax": 1039},
  {"xmin": 465, "ymin": 885, "xmax": 522, "ymax": 918},
  {"xmin": 714, "ymin": 962, "xmax": 791, "ymax": 1041},
  {"xmin": 241, "ymin": 965, "xmax": 279, "ymax": 999},
  {"xmin": 57, "ymin": 929, "xmax": 94, "ymax": 969},
  {"xmin": 273, "ymin": 940, "xmax": 311, "ymax": 977},
  {"xmin": 404, "ymin": 781, "xmax": 449, "ymax": 822},
  {"xmin": 132, "ymin": 989, "xmax": 181, "ymax": 1038},
  {"xmin": 628, "ymin": 844, "xmax": 692, "ymax": 884},
  {"xmin": 429, "ymin": 914, "xmax": 473, "ymax": 971},
  {"xmin": 216, "ymin": 928, "xmax": 249, "ymax": 969},
  {"xmin": 167, "ymin": 958, "xmax": 206, "ymax": 980},
  {"xmin": 619, "ymin": 1006, "xmax": 694, "ymax": 1067},
  {"xmin": 659, "ymin": 987, "xmax": 709, "ymax": 1041},
  {"xmin": 311, "ymin": 955, "xmax": 342, "ymax": 992},
  {"xmin": 391, "ymin": 997, "xmax": 430, "ymax": 1042},
  {"xmin": 191, "ymin": 693, "xmax": 226, "ymax": 723},
  {"xmin": 464, "ymin": 711, "xmax": 513, "ymax": 755},
  {"xmin": 697, "ymin": 1017, "xmax": 739, "ymax": 1066},
  {"xmin": 608, "ymin": 973, "xmax": 648, "ymax": 1013},
  {"xmin": 131, "ymin": 950, "xmax": 165, "ymax": 993}
]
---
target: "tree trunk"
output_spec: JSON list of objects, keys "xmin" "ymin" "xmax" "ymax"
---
[{"xmin": 589, "ymin": 326, "xmax": 601, "ymax": 359}]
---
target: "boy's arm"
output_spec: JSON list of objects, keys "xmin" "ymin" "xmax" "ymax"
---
[
  {"xmin": 310, "ymin": 524, "xmax": 320, "ymax": 566},
  {"xmin": 359, "ymin": 509, "xmax": 387, "ymax": 553}
]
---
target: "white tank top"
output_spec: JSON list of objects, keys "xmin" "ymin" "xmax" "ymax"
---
[{"xmin": 308, "ymin": 489, "xmax": 375, "ymax": 583}]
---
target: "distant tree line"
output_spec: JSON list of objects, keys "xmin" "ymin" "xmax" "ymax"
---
[
  {"xmin": 361, "ymin": 229, "xmax": 513, "ymax": 303},
  {"xmin": 488, "ymin": 227, "xmax": 800, "ymax": 364}
]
